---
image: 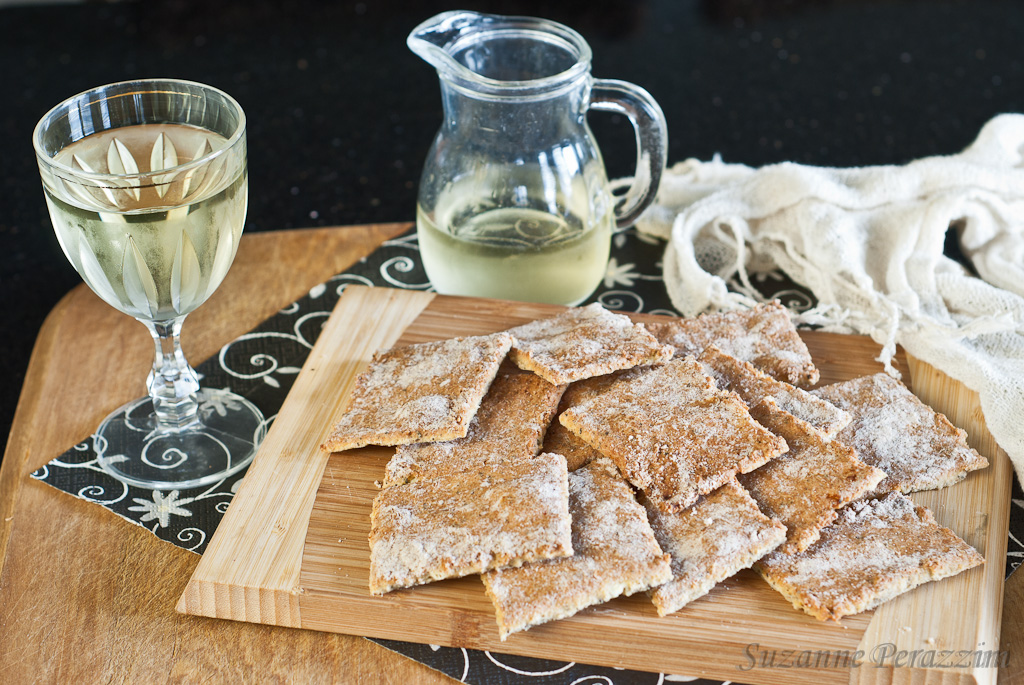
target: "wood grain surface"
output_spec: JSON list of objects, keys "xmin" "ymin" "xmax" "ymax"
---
[
  {"xmin": 852, "ymin": 356, "xmax": 1013, "ymax": 685},
  {"xmin": 178, "ymin": 287, "xmax": 438, "ymax": 624},
  {"xmin": 180, "ymin": 285, "xmax": 1012, "ymax": 685},
  {"xmin": 1, "ymin": 223, "xmax": 1022, "ymax": 684},
  {"xmin": 0, "ymin": 224, "xmax": 451, "ymax": 685}
]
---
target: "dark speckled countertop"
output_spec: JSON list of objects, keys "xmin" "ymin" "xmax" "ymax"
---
[{"xmin": 1, "ymin": 0, "xmax": 1021, "ymax": 458}]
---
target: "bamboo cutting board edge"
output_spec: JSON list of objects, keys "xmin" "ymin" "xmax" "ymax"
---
[
  {"xmin": 177, "ymin": 285, "xmax": 1008, "ymax": 685},
  {"xmin": 849, "ymin": 356, "xmax": 1011, "ymax": 685},
  {"xmin": 176, "ymin": 286, "xmax": 437, "ymax": 623}
]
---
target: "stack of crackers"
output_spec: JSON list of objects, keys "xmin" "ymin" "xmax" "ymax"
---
[{"xmin": 321, "ymin": 301, "xmax": 988, "ymax": 638}]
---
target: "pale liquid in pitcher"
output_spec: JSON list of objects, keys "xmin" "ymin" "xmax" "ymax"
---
[
  {"xmin": 44, "ymin": 123, "xmax": 246, "ymax": 322},
  {"xmin": 417, "ymin": 172, "xmax": 612, "ymax": 305}
]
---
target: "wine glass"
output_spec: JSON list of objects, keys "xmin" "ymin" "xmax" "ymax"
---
[{"xmin": 32, "ymin": 79, "xmax": 265, "ymax": 490}]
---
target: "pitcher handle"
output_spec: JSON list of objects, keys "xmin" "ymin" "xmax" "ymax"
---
[{"xmin": 589, "ymin": 79, "xmax": 668, "ymax": 229}]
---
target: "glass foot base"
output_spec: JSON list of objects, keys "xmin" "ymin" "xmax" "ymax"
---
[{"xmin": 93, "ymin": 389, "xmax": 266, "ymax": 490}]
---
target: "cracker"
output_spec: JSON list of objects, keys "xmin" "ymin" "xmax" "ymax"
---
[
  {"xmin": 321, "ymin": 332, "xmax": 513, "ymax": 452},
  {"xmin": 812, "ymin": 373, "xmax": 989, "ymax": 494},
  {"xmin": 541, "ymin": 421, "xmax": 603, "ymax": 472},
  {"xmin": 755, "ymin": 493, "xmax": 984, "ymax": 621},
  {"xmin": 540, "ymin": 371, "xmax": 635, "ymax": 471},
  {"xmin": 481, "ymin": 457, "xmax": 671, "ymax": 640},
  {"xmin": 368, "ymin": 453, "xmax": 572, "ymax": 595},
  {"xmin": 559, "ymin": 357, "xmax": 789, "ymax": 510},
  {"xmin": 646, "ymin": 301, "xmax": 819, "ymax": 387},
  {"xmin": 740, "ymin": 398, "xmax": 886, "ymax": 553},
  {"xmin": 643, "ymin": 478, "xmax": 786, "ymax": 616},
  {"xmin": 383, "ymin": 370, "xmax": 565, "ymax": 486},
  {"xmin": 699, "ymin": 345, "xmax": 851, "ymax": 439},
  {"xmin": 506, "ymin": 303, "xmax": 673, "ymax": 384}
]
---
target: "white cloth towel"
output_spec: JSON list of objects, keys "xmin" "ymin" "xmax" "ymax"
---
[{"xmin": 635, "ymin": 113, "xmax": 1024, "ymax": 485}]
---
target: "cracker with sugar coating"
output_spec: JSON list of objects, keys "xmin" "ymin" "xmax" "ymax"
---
[
  {"xmin": 643, "ymin": 478, "xmax": 786, "ymax": 616},
  {"xmin": 813, "ymin": 373, "xmax": 989, "ymax": 494},
  {"xmin": 383, "ymin": 370, "xmax": 565, "ymax": 487},
  {"xmin": 740, "ymin": 398, "xmax": 886, "ymax": 554},
  {"xmin": 481, "ymin": 457, "xmax": 671, "ymax": 640},
  {"xmin": 699, "ymin": 345, "xmax": 851, "ymax": 439},
  {"xmin": 368, "ymin": 453, "xmax": 572, "ymax": 595},
  {"xmin": 540, "ymin": 370, "xmax": 642, "ymax": 471},
  {"xmin": 559, "ymin": 357, "xmax": 789, "ymax": 510},
  {"xmin": 506, "ymin": 303, "xmax": 673, "ymax": 385},
  {"xmin": 321, "ymin": 332, "xmax": 512, "ymax": 452},
  {"xmin": 647, "ymin": 301, "xmax": 819, "ymax": 387},
  {"xmin": 755, "ymin": 493, "xmax": 984, "ymax": 621}
]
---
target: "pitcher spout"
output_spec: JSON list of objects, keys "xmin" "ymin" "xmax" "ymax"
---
[
  {"xmin": 407, "ymin": 10, "xmax": 592, "ymax": 98},
  {"xmin": 407, "ymin": 11, "xmax": 489, "ymax": 75}
]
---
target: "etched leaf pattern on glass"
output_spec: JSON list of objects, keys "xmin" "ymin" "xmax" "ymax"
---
[
  {"xmin": 150, "ymin": 132, "xmax": 179, "ymax": 198},
  {"xmin": 180, "ymin": 139, "xmax": 215, "ymax": 201},
  {"xmin": 204, "ymin": 212, "xmax": 237, "ymax": 303},
  {"xmin": 69, "ymin": 153, "xmax": 119, "ymax": 208},
  {"xmin": 76, "ymin": 229, "xmax": 121, "ymax": 307},
  {"xmin": 123, "ymin": 234, "xmax": 160, "ymax": 319},
  {"xmin": 106, "ymin": 138, "xmax": 141, "ymax": 201},
  {"xmin": 171, "ymin": 228, "xmax": 203, "ymax": 313},
  {"xmin": 67, "ymin": 130, "xmax": 231, "ymax": 320}
]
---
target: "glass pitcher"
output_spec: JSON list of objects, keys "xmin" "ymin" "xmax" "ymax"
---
[{"xmin": 408, "ymin": 10, "xmax": 668, "ymax": 306}]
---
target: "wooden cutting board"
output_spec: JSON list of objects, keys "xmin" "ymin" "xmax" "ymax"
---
[{"xmin": 177, "ymin": 285, "xmax": 1011, "ymax": 685}]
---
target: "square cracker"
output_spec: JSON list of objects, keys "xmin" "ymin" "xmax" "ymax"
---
[
  {"xmin": 383, "ymin": 370, "xmax": 565, "ymax": 487},
  {"xmin": 368, "ymin": 453, "xmax": 572, "ymax": 595},
  {"xmin": 812, "ymin": 373, "xmax": 989, "ymax": 494},
  {"xmin": 646, "ymin": 301, "xmax": 819, "ymax": 387},
  {"xmin": 481, "ymin": 457, "xmax": 671, "ymax": 640},
  {"xmin": 643, "ymin": 477, "xmax": 786, "ymax": 616},
  {"xmin": 321, "ymin": 332, "xmax": 513, "ymax": 452},
  {"xmin": 559, "ymin": 357, "xmax": 789, "ymax": 510},
  {"xmin": 699, "ymin": 345, "xmax": 851, "ymax": 439},
  {"xmin": 541, "ymin": 370, "xmax": 640, "ymax": 471},
  {"xmin": 755, "ymin": 493, "xmax": 984, "ymax": 621},
  {"xmin": 740, "ymin": 398, "xmax": 886, "ymax": 554},
  {"xmin": 506, "ymin": 303, "xmax": 673, "ymax": 385}
]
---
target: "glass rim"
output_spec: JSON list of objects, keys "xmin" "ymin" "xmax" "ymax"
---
[{"xmin": 32, "ymin": 78, "xmax": 246, "ymax": 183}]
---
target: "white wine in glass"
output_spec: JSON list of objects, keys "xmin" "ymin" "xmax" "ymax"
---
[{"xmin": 33, "ymin": 79, "xmax": 265, "ymax": 490}]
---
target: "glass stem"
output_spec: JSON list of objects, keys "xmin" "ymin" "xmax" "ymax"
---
[{"xmin": 144, "ymin": 318, "xmax": 201, "ymax": 431}]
